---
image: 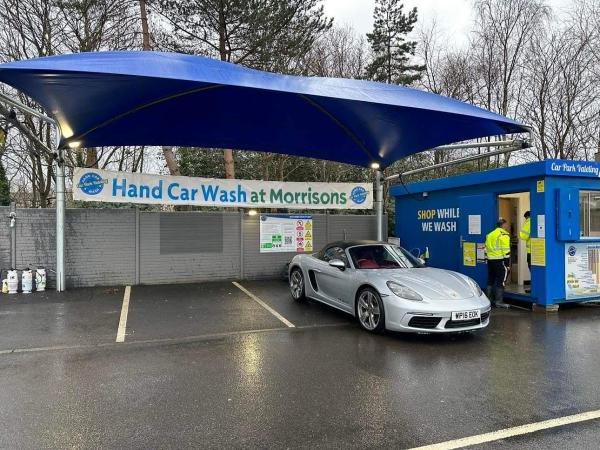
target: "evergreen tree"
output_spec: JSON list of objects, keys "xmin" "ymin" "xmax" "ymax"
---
[
  {"xmin": 154, "ymin": 0, "xmax": 332, "ymax": 179},
  {"xmin": 178, "ymin": 147, "xmax": 226, "ymax": 179},
  {"xmin": 366, "ymin": 0, "xmax": 424, "ymax": 85}
]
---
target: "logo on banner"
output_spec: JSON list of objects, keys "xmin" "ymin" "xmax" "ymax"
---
[
  {"xmin": 350, "ymin": 186, "xmax": 368, "ymax": 204},
  {"xmin": 568, "ymin": 246, "xmax": 577, "ymax": 257},
  {"xmin": 77, "ymin": 172, "xmax": 107, "ymax": 195}
]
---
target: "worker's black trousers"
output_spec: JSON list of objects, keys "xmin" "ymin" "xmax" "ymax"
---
[{"xmin": 487, "ymin": 259, "xmax": 509, "ymax": 289}]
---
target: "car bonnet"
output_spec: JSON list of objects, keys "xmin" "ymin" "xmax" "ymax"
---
[{"xmin": 384, "ymin": 267, "xmax": 475, "ymax": 301}]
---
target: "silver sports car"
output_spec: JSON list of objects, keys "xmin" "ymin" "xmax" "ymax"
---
[{"xmin": 288, "ymin": 241, "xmax": 491, "ymax": 333}]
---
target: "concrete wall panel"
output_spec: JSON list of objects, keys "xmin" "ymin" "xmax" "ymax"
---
[{"xmin": 1, "ymin": 208, "xmax": 381, "ymax": 288}]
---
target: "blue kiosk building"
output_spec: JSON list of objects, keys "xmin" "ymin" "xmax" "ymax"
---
[{"xmin": 391, "ymin": 159, "xmax": 600, "ymax": 308}]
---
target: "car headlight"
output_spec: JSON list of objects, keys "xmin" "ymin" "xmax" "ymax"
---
[
  {"xmin": 465, "ymin": 277, "xmax": 483, "ymax": 297},
  {"xmin": 386, "ymin": 281, "xmax": 423, "ymax": 301}
]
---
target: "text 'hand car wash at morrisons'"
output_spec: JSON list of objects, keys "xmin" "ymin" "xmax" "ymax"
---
[
  {"xmin": 111, "ymin": 178, "xmax": 353, "ymax": 205},
  {"xmin": 74, "ymin": 168, "xmax": 373, "ymax": 209}
]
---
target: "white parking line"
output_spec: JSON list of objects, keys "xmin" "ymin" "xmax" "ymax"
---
[
  {"xmin": 0, "ymin": 323, "xmax": 349, "ymax": 356},
  {"xmin": 408, "ymin": 409, "xmax": 600, "ymax": 450},
  {"xmin": 232, "ymin": 282, "xmax": 295, "ymax": 328},
  {"xmin": 116, "ymin": 286, "xmax": 131, "ymax": 342}
]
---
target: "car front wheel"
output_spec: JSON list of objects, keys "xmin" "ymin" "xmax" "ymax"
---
[
  {"xmin": 289, "ymin": 268, "xmax": 306, "ymax": 301},
  {"xmin": 356, "ymin": 287, "xmax": 385, "ymax": 333}
]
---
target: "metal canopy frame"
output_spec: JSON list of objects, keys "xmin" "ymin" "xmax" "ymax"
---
[
  {"xmin": 0, "ymin": 89, "xmax": 530, "ymax": 290},
  {"xmin": 385, "ymin": 138, "xmax": 531, "ymax": 182},
  {"xmin": 0, "ymin": 92, "xmax": 66, "ymax": 291},
  {"xmin": 0, "ymin": 48, "xmax": 530, "ymax": 290},
  {"xmin": 377, "ymin": 138, "xmax": 531, "ymax": 242},
  {"xmin": 1, "ymin": 89, "xmax": 387, "ymax": 289}
]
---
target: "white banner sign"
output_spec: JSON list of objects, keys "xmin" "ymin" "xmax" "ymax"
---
[
  {"xmin": 260, "ymin": 214, "xmax": 313, "ymax": 253},
  {"xmin": 73, "ymin": 168, "xmax": 372, "ymax": 210}
]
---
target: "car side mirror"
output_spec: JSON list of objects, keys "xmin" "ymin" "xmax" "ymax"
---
[{"xmin": 329, "ymin": 259, "xmax": 346, "ymax": 271}]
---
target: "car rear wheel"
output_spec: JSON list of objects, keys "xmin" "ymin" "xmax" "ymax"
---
[
  {"xmin": 289, "ymin": 268, "xmax": 306, "ymax": 301},
  {"xmin": 356, "ymin": 287, "xmax": 385, "ymax": 333}
]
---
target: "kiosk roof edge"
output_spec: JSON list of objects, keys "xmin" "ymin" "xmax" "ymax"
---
[{"xmin": 390, "ymin": 159, "xmax": 600, "ymax": 196}]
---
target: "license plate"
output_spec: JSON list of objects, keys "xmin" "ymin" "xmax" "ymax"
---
[{"xmin": 452, "ymin": 310, "xmax": 480, "ymax": 321}]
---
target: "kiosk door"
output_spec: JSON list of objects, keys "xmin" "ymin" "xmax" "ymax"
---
[{"xmin": 458, "ymin": 194, "xmax": 495, "ymax": 286}]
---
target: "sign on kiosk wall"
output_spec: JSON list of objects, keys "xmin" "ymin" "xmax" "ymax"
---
[
  {"xmin": 260, "ymin": 214, "xmax": 313, "ymax": 253},
  {"xmin": 565, "ymin": 243, "xmax": 600, "ymax": 299},
  {"xmin": 73, "ymin": 168, "xmax": 372, "ymax": 210}
]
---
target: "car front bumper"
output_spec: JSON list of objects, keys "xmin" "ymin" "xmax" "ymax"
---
[{"xmin": 384, "ymin": 296, "xmax": 491, "ymax": 333}]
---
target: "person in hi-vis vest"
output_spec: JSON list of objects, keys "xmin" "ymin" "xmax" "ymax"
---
[
  {"xmin": 485, "ymin": 218, "xmax": 511, "ymax": 308},
  {"xmin": 519, "ymin": 211, "xmax": 531, "ymax": 269}
]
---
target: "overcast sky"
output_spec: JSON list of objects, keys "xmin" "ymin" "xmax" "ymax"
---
[{"xmin": 322, "ymin": 0, "xmax": 572, "ymax": 49}]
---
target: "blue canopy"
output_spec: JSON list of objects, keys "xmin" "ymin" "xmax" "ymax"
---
[{"xmin": 0, "ymin": 51, "xmax": 528, "ymax": 168}]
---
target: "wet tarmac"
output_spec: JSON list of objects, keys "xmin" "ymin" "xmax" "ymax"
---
[{"xmin": 1, "ymin": 280, "xmax": 600, "ymax": 449}]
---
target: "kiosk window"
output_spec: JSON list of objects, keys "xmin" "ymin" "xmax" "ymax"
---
[{"xmin": 580, "ymin": 190, "xmax": 600, "ymax": 237}]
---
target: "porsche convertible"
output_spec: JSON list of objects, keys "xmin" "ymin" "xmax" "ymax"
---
[{"xmin": 288, "ymin": 241, "xmax": 491, "ymax": 333}]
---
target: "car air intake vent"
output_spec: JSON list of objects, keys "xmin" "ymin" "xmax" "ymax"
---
[
  {"xmin": 481, "ymin": 311, "xmax": 490, "ymax": 322},
  {"xmin": 308, "ymin": 270, "xmax": 319, "ymax": 292},
  {"xmin": 445, "ymin": 318, "xmax": 481, "ymax": 329},
  {"xmin": 408, "ymin": 316, "xmax": 441, "ymax": 329}
]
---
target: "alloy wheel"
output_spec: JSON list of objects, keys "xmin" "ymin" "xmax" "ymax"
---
[
  {"xmin": 357, "ymin": 290, "xmax": 381, "ymax": 330},
  {"xmin": 290, "ymin": 270, "xmax": 303, "ymax": 300}
]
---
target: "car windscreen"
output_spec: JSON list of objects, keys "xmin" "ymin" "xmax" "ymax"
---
[
  {"xmin": 390, "ymin": 246, "xmax": 426, "ymax": 268},
  {"xmin": 349, "ymin": 245, "xmax": 417, "ymax": 269}
]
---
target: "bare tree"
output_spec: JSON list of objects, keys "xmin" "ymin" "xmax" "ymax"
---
[
  {"xmin": 0, "ymin": 0, "xmax": 62, "ymax": 206},
  {"xmin": 416, "ymin": 0, "xmax": 599, "ymax": 168},
  {"xmin": 522, "ymin": 1, "xmax": 599, "ymax": 160},
  {"xmin": 472, "ymin": 0, "xmax": 550, "ymax": 117},
  {"xmin": 137, "ymin": 0, "xmax": 180, "ymax": 176},
  {"xmin": 416, "ymin": 0, "xmax": 550, "ymax": 169},
  {"xmin": 303, "ymin": 25, "xmax": 368, "ymax": 79},
  {"xmin": 139, "ymin": 0, "xmax": 151, "ymax": 50},
  {"xmin": 415, "ymin": 21, "xmax": 494, "ymax": 175},
  {"xmin": 0, "ymin": 0, "xmax": 143, "ymax": 206}
]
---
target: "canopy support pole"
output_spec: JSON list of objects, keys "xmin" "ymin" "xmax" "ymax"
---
[
  {"xmin": 55, "ymin": 142, "xmax": 66, "ymax": 291},
  {"xmin": 0, "ymin": 92, "xmax": 65, "ymax": 291},
  {"xmin": 375, "ymin": 170, "xmax": 383, "ymax": 241}
]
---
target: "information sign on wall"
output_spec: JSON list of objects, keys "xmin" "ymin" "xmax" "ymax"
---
[
  {"xmin": 260, "ymin": 214, "xmax": 313, "ymax": 253},
  {"xmin": 463, "ymin": 242, "xmax": 476, "ymax": 267},
  {"xmin": 565, "ymin": 243, "xmax": 600, "ymax": 299},
  {"xmin": 468, "ymin": 215, "xmax": 481, "ymax": 235},
  {"xmin": 530, "ymin": 238, "xmax": 546, "ymax": 266},
  {"xmin": 536, "ymin": 180, "xmax": 545, "ymax": 193}
]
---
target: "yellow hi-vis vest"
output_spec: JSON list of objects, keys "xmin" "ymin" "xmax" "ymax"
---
[
  {"xmin": 519, "ymin": 217, "xmax": 531, "ymax": 254},
  {"xmin": 485, "ymin": 227, "xmax": 511, "ymax": 260}
]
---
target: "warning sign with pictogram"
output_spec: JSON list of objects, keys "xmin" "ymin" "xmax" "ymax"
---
[{"xmin": 259, "ymin": 214, "xmax": 314, "ymax": 253}]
